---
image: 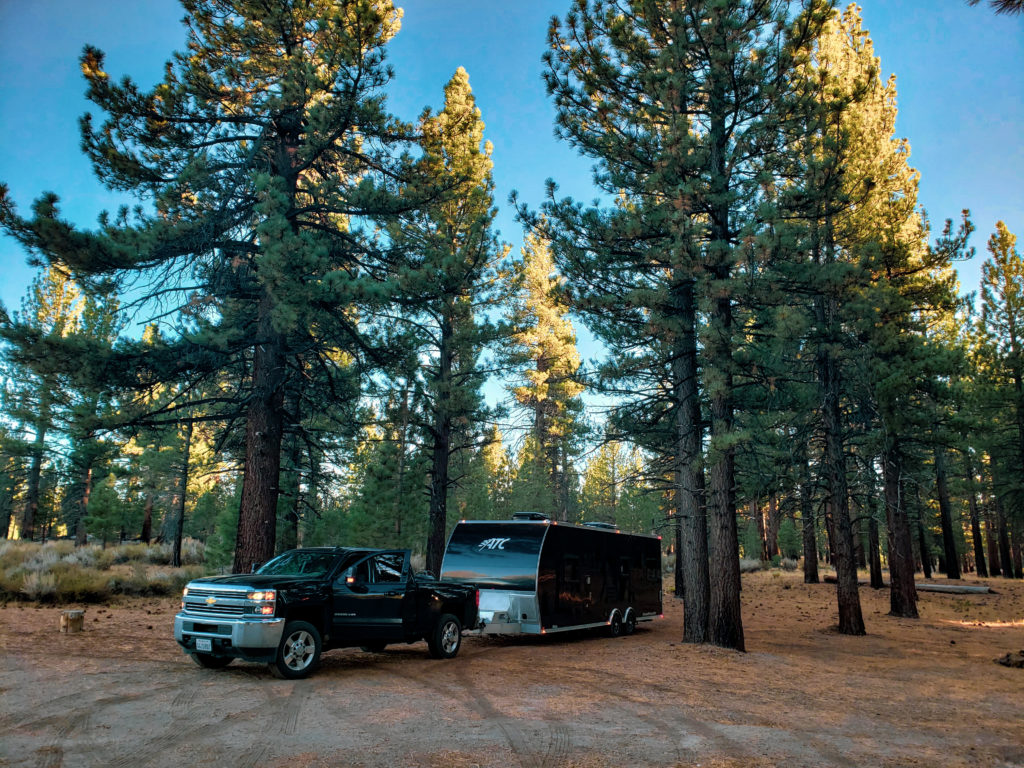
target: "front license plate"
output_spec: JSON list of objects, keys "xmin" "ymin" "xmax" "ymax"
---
[{"xmin": 196, "ymin": 637, "xmax": 212, "ymax": 652}]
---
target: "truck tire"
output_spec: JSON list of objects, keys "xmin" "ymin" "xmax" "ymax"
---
[
  {"xmin": 427, "ymin": 614, "xmax": 462, "ymax": 659},
  {"xmin": 270, "ymin": 621, "xmax": 322, "ymax": 679},
  {"xmin": 361, "ymin": 642, "xmax": 388, "ymax": 653},
  {"xmin": 191, "ymin": 652, "xmax": 233, "ymax": 670}
]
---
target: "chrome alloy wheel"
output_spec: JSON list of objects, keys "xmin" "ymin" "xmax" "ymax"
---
[
  {"xmin": 440, "ymin": 620, "xmax": 460, "ymax": 655},
  {"xmin": 281, "ymin": 628, "xmax": 316, "ymax": 671}
]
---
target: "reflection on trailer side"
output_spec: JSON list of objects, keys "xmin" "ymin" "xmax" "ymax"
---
[{"xmin": 440, "ymin": 519, "xmax": 662, "ymax": 635}]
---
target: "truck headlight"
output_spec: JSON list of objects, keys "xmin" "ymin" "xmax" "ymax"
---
[{"xmin": 247, "ymin": 589, "xmax": 277, "ymax": 616}]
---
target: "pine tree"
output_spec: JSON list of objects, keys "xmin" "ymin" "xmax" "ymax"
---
[
  {"xmin": 507, "ymin": 230, "xmax": 585, "ymax": 522},
  {"xmin": 386, "ymin": 68, "xmax": 507, "ymax": 574},
  {"xmin": 541, "ymin": 0, "xmax": 831, "ymax": 650},
  {"xmin": 0, "ymin": 265, "xmax": 82, "ymax": 540},
  {"xmin": 0, "ymin": 1, "xmax": 419, "ymax": 571}
]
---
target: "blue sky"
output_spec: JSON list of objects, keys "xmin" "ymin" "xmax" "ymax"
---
[{"xmin": 1, "ymin": 0, "xmax": 1021, "ymax": 330}]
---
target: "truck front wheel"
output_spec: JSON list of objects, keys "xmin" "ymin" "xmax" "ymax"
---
[
  {"xmin": 271, "ymin": 621, "xmax": 322, "ymax": 679},
  {"xmin": 427, "ymin": 614, "xmax": 462, "ymax": 659}
]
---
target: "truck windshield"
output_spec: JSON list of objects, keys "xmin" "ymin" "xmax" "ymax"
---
[
  {"xmin": 257, "ymin": 550, "xmax": 337, "ymax": 577},
  {"xmin": 441, "ymin": 522, "xmax": 547, "ymax": 590}
]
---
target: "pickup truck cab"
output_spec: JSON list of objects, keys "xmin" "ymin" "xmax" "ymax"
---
[{"xmin": 174, "ymin": 547, "xmax": 479, "ymax": 679}]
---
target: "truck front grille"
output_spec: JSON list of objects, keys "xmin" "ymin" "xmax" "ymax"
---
[{"xmin": 182, "ymin": 587, "xmax": 251, "ymax": 617}]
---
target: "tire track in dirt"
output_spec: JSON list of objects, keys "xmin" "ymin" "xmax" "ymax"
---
[
  {"xmin": 373, "ymin": 650, "xmax": 575, "ymax": 768},
  {"xmin": 232, "ymin": 681, "xmax": 314, "ymax": 768},
  {"xmin": 583, "ymin": 666, "xmax": 859, "ymax": 768}
]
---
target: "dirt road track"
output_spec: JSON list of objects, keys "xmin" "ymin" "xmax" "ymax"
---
[{"xmin": 1, "ymin": 571, "xmax": 1023, "ymax": 767}]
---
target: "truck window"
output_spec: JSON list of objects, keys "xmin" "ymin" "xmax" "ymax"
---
[{"xmin": 370, "ymin": 553, "xmax": 404, "ymax": 583}]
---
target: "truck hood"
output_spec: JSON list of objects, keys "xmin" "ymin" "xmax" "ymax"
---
[{"xmin": 187, "ymin": 574, "xmax": 319, "ymax": 589}]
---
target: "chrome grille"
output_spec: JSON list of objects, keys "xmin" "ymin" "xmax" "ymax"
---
[{"xmin": 183, "ymin": 587, "xmax": 251, "ymax": 617}]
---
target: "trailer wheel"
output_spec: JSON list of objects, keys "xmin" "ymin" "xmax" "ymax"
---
[
  {"xmin": 623, "ymin": 611, "xmax": 637, "ymax": 636},
  {"xmin": 608, "ymin": 612, "xmax": 623, "ymax": 638},
  {"xmin": 427, "ymin": 614, "xmax": 462, "ymax": 659}
]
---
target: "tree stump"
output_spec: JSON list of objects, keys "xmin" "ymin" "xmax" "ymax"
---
[{"xmin": 60, "ymin": 610, "xmax": 85, "ymax": 633}]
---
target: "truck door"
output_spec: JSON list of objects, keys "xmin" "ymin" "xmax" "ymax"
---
[{"xmin": 332, "ymin": 551, "xmax": 409, "ymax": 641}]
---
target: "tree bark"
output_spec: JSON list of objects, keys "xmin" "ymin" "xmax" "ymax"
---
[
  {"xmin": 986, "ymin": 501, "xmax": 1002, "ymax": 577},
  {"xmin": 815, "ymin": 293, "xmax": 865, "ymax": 635},
  {"xmin": 671, "ymin": 273, "xmax": 709, "ymax": 642},
  {"xmin": 963, "ymin": 452, "xmax": 987, "ymax": 577},
  {"xmin": 173, "ymin": 418, "xmax": 193, "ymax": 568},
  {"xmin": 233, "ymin": 298, "xmax": 287, "ymax": 574},
  {"xmin": 426, "ymin": 314, "xmax": 455, "ymax": 577},
  {"xmin": 933, "ymin": 446, "xmax": 961, "ymax": 579},
  {"xmin": 994, "ymin": 493, "xmax": 1017, "ymax": 579},
  {"xmin": 868, "ymin": 514, "xmax": 885, "ymax": 589},
  {"xmin": 22, "ymin": 422, "xmax": 47, "ymax": 541},
  {"xmin": 797, "ymin": 442, "xmax": 819, "ymax": 584},
  {"xmin": 883, "ymin": 439, "xmax": 918, "ymax": 617}
]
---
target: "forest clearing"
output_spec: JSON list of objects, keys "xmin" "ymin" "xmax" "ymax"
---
[{"xmin": 2, "ymin": 568, "xmax": 1022, "ymax": 768}]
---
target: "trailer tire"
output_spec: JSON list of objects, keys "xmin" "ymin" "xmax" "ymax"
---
[
  {"xmin": 623, "ymin": 611, "xmax": 637, "ymax": 636},
  {"xmin": 609, "ymin": 612, "xmax": 623, "ymax": 638},
  {"xmin": 427, "ymin": 614, "xmax": 462, "ymax": 659}
]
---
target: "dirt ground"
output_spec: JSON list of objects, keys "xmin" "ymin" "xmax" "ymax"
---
[{"xmin": 1, "ymin": 569, "xmax": 1022, "ymax": 768}]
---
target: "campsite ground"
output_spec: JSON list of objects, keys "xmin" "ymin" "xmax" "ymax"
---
[{"xmin": 1, "ymin": 569, "xmax": 1022, "ymax": 768}]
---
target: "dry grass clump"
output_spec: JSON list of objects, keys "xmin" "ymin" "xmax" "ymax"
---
[{"xmin": 0, "ymin": 539, "xmax": 207, "ymax": 603}]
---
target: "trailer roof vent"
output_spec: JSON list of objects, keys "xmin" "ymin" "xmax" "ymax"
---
[
  {"xmin": 512, "ymin": 511, "xmax": 551, "ymax": 521},
  {"xmin": 582, "ymin": 521, "xmax": 617, "ymax": 530}
]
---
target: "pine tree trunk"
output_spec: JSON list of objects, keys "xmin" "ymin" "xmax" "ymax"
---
[
  {"xmin": 75, "ymin": 464, "xmax": 92, "ymax": 547},
  {"xmin": 141, "ymin": 495, "xmax": 153, "ymax": 545},
  {"xmin": 815, "ymin": 295, "xmax": 865, "ymax": 635},
  {"xmin": 427, "ymin": 316, "xmax": 455, "ymax": 577},
  {"xmin": 964, "ymin": 452, "xmax": 987, "ymax": 577},
  {"xmin": 22, "ymin": 423, "xmax": 47, "ymax": 541},
  {"xmin": 766, "ymin": 494, "xmax": 781, "ymax": 560},
  {"xmin": 933, "ymin": 446, "xmax": 961, "ymax": 579},
  {"xmin": 173, "ymin": 418, "xmax": 193, "ymax": 568},
  {"xmin": 986, "ymin": 503, "xmax": 1002, "ymax": 577},
  {"xmin": 868, "ymin": 515, "xmax": 884, "ymax": 589},
  {"xmin": 995, "ymin": 494, "xmax": 1016, "ymax": 579},
  {"xmin": 671, "ymin": 273, "xmax": 709, "ymax": 642},
  {"xmin": 797, "ymin": 443, "xmax": 819, "ymax": 584},
  {"xmin": 233, "ymin": 302, "xmax": 287, "ymax": 574},
  {"xmin": 883, "ymin": 439, "xmax": 918, "ymax": 617},
  {"xmin": 915, "ymin": 489, "xmax": 932, "ymax": 579}
]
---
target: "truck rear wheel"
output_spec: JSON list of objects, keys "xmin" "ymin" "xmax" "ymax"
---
[
  {"xmin": 271, "ymin": 621, "xmax": 322, "ymax": 679},
  {"xmin": 427, "ymin": 614, "xmax": 461, "ymax": 659}
]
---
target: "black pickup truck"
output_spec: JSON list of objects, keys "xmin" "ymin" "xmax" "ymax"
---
[{"xmin": 173, "ymin": 547, "xmax": 479, "ymax": 679}]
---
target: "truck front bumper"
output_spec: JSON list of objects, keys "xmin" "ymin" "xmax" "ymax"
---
[{"xmin": 174, "ymin": 613, "xmax": 285, "ymax": 663}]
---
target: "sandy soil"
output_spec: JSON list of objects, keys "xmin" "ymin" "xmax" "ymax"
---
[{"xmin": 1, "ymin": 569, "xmax": 1022, "ymax": 768}]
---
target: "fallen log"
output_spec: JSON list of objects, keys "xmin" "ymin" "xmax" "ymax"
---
[{"xmin": 821, "ymin": 576, "xmax": 994, "ymax": 594}]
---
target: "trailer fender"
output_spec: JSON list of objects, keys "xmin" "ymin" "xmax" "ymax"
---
[
  {"xmin": 607, "ymin": 609, "xmax": 624, "ymax": 638},
  {"xmin": 622, "ymin": 608, "xmax": 637, "ymax": 635}
]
